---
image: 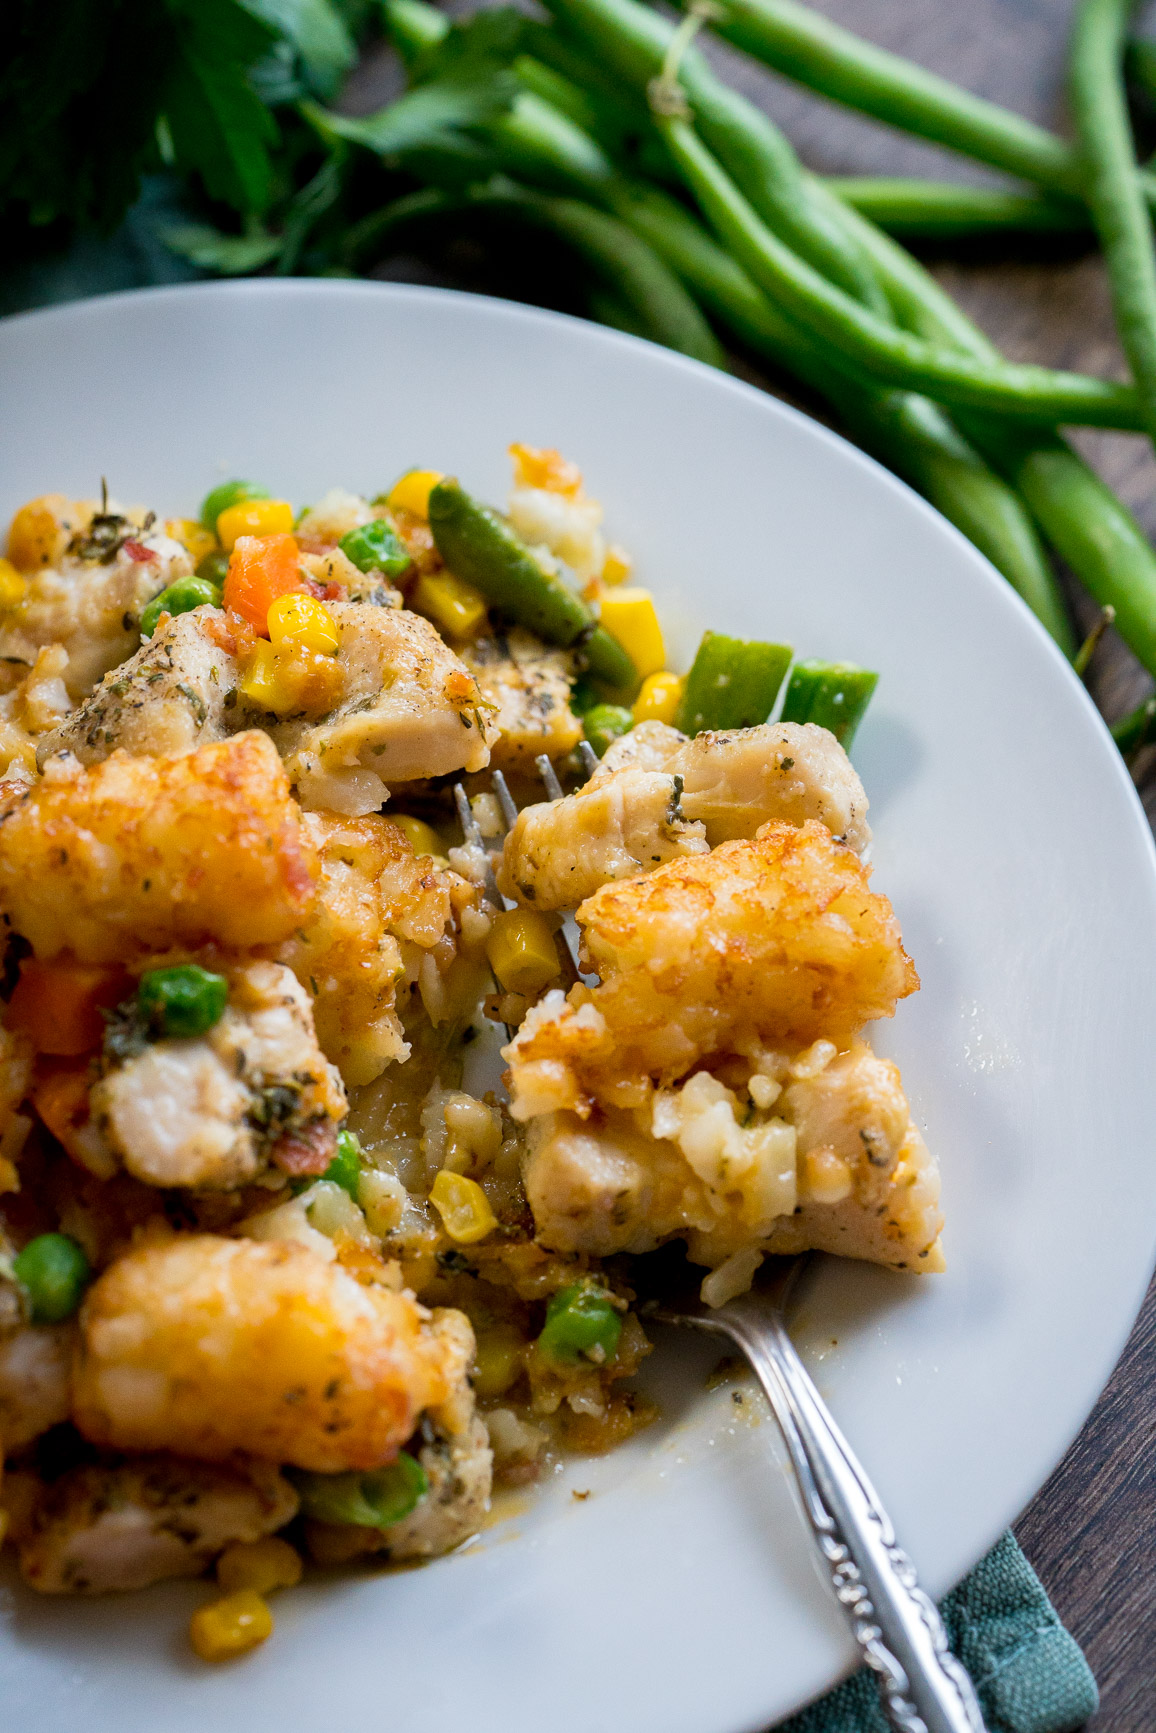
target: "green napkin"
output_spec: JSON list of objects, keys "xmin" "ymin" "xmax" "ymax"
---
[
  {"xmin": 777, "ymin": 1533, "xmax": 1097, "ymax": 1733},
  {"xmin": 2, "ymin": 209, "xmax": 1099, "ymax": 1733}
]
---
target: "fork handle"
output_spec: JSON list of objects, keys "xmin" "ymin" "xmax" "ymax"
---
[{"xmin": 723, "ymin": 1297, "xmax": 988, "ymax": 1733}]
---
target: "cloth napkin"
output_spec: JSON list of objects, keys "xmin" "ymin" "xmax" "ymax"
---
[
  {"xmin": 3, "ymin": 200, "xmax": 1101, "ymax": 1733},
  {"xmin": 776, "ymin": 1533, "xmax": 1097, "ymax": 1733}
]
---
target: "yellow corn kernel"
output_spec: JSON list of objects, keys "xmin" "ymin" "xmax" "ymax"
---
[
  {"xmin": 472, "ymin": 1326, "xmax": 525, "ymax": 1399},
  {"xmin": 216, "ymin": 498, "xmax": 295, "ymax": 552},
  {"xmin": 412, "ymin": 571, "xmax": 487, "ymax": 640},
  {"xmin": 267, "ymin": 592, "xmax": 339, "ymax": 654},
  {"xmin": 387, "ymin": 470, "xmax": 444, "ymax": 520},
  {"xmin": 165, "ymin": 518, "xmax": 218, "ymax": 566},
  {"xmin": 601, "ymin": 544, "xmax": 633, "ymax": 585},
  {"xmin": 217, "ymin": 1537, "xmax": 303, "ymax": 1597},
  {"xmin": 486, "ymin": 908, "xmax": 560, "ymax": 997},
  {"xmin": 632, "ymin": 670, "xmax": 684, "ymax": 727},
  {"xmin": 189, "ymin": 1590, "xmax": 274, "ymax": 1662},
  {"xmin": 429, "ymin": 1169, "xmax": 498, "ymax": 1244},
  {"xmin": 598, "ymin": 586, "xmax": 666, "ymax": 680},
  {"xmin": 0, "ymin": 559, "xmax": 26, "ymax": 611},
  {"xmin": 393, "ymin": 813, "xmax": 444, "ymax": 858},
  {"xmin": 6, "ymin": 495, "xmax": 71, "ymax": 572},
  {"xmin": 238, "ymin": 640, "xmax": 296, "ymax": 715}
]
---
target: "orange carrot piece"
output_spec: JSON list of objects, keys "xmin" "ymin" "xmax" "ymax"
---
[
  {"xmin": 7, "ymin": 959, "xmax": 129, "ymax": 1055},
  {"xmin": 222, "ymin": 533, "xmax": 303, "ymax": 634}
]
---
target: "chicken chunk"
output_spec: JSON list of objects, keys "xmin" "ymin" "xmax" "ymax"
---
[
  {"xmin": 18, "ymin": 1456, "xmax": 297, "ymax": 1595},
  {"xmin": 305, "ymin": 1309, "xmax": 491, "ymax": 1566},
  {"xmin": 1, "ymin": 509, "xmax": 190, "ymax": 701},
  {"xmin": 497, "ymin": 769, "xmax": 707, "ymax": 909},
  {"xmin": 0, "ymin": 1323, "xmax": 73, "ymax": 1449},
  {"xmin": 672, "ymin": 723, "xmax": 871, "ymax": 851},
  {"xmin": 0, "ymin": 732, "xmax": 318, "ymax": 963},
  {"xmin": 273, "ymin": 813, "xmax": 455, "ymax": 1086},
  {"xmin": 270, "ymin": 602, "xmax": 497, "ymax": 804},
  {"xmin": 505, "ymin": 820, "xmax": 917, "ymax": 1120},
  {"xmin": 73, "ymin": 1234, "xmax": 460, "ymax": 1471},
  {"xmin": 461, "ymin": 629, "xmax": 582, "ymax": 769},
  {"xmin": 522, "ymin": 1039, "xmax": 941, "ymax": 1276},
  {"xmin": 0, "ymin": 645, "xmax": 76, "ymax": 776},
  {"xmin": 91, "ymin": 962, "xmax": 348, "ymax": 1189},
  {"xmin": 36, "ymin": 609, "xmax": 237, "ymax": 767}
]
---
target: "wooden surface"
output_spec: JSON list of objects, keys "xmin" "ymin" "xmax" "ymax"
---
[{"xmin": 362, "ymin": 2, "xmax": 1156, "ymax": 1722}]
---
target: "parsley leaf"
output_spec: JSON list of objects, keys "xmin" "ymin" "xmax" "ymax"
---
[
  {"xmin": 303, "ymin": 65, "xmax": 518, "ymax": 161},
  {"xmin": 162, "ymin": 222, "xmax": 284, "ymax": 273},
  {"xmin": 239, "ymin": 0, "xmax": 356, "ymax": 100},
  {"xmin": 163, "ymin": 0, "xmax": 280, "ymax": 214}
]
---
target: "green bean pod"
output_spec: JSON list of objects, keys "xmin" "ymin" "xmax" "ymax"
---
[
  {"xmin": 537, "ymin": 0, "xmax": 888, "ymax": 311},
  {"xmin": 676, "ymin": 632, "xmax": 793, "ymax": 734},
  {"xmin": 779, "ymin": 659, "xmax": 878, "ymax": 746},
  {"xmin": 1070, "ymin": 0, "xmax": 1156, "ymax": 450},
  {"xmin": 429, "ymin": 479, "xmax": 637, "ymax": 689},
  {"xmin": 822, "ymin": 178, "xmax": 1089, "ymax": 241}
]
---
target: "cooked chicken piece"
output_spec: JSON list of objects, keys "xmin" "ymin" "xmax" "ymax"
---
[
  {"xmin": 500, "ymin": 721, "xmax": 870, "ymax": 913},
  {"xmin": 0, "ymin": 645, "xmax": 76, "ymax": 775},
  {"xmin": 461, "ymin": 629, "xmax": 582, "ymax": 769},
  {"xmin": 505, "ymin": 820, "xmax": 917, "ymax": 1120},
  {"xmin": 522, "ymin": 1038, "xmax": 941, "ymax": 1276},
  {"xmin": 37, "ymin": 609, "xmax": 237, "ymax": 767},
  {"xmin": 90, "ymin": 962, "xmax": 347, "ymax": 1189},
  {"xmin": 0, "ymin": 1323, "xmax": 74, "ymax": 1449},
  {"xmin": 305, "ymin": 1309, "xmax": 491, "ymax": 1566},
  {"xmin": 273, "ymin": 813, "xmax": 454, "ymax": 1086},
  {"xmin": 18, "ymin": 1456, "xmax": 297, "ymax": 1595},
  {"xmin": 300, "ymin": 546, "xmax": 401, "ymax": 608},
  {"xmin": 1, "ymin": 508, "xmax": 190, "ymax": 700},
  {"xmin": 73, "ymin": 1234, "xmax": 460, "ymax": 1471},
  {"xmin": 0, "ymin": 732, "xmax": 318, "ymax": 963},
  {"xmin": 269, "ymin": 602, "xmax": 497, "ymax": 804},
  {"xmin": 498, "ymin": 769, "xmax": 707, "ymax": 909},
  {"xmin": 507, "ymin": 458, "xmax": 605, "ymax": 581},
  {"xmin": 294, "ymin": 487, "xmax": 376, "ymax": 549}
]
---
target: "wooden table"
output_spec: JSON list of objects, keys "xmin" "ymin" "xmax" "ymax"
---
[{"xmin": 365, "ymin": 3, "xmax": 1156, "ymax": 1720}]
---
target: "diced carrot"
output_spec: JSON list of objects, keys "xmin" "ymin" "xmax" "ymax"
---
[
  {"xmin": 32, "ymin": 1063, "xmax": 94, "ymax": 1149},
  {"xmin": 222, "ymin": 533, "xmax": 304, "ymax": 635},
  {"xmin": 6, "ymin": 959, "xmax": 129, "ymax": 1056}
]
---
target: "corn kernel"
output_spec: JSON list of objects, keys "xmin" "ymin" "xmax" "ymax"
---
[
  {"xmin": 601, "ymin": 544, "xmax": 633, "ymax": 585},
  {"xmin": 0, "ymin": 560, "xmax": 26, "ymax": 611},
  {"xmin": 217, "ymin": 499, "xmax": 295, "ymax": 552},
  {"xmin": 472, "ymin": 1326, "xmax": 525, "ymax": 1399},
  {"xmin": 217, "ymin": 1537, "xmax": 303, "ymax": 1596},
  {"xmin": 237, "ymin": 639, "xmax": 299, "ymax": 716},
  {"xmin": 6, "ymin": 496, "xmax": 70, "ymax": 572},
  {"xmin": 486, "ymin": 909, "xmax": 561, "ymax": 997},
  {"xmin": 597, "ymin": 587, "xmax": 666, "ymax": 680},
  {"xmin": 412, "ymin": 571, "xmax": 488, "ymax": 640},
  {"xmin": 387, "ymin": 470, "xmax": 444, "ymax": 520},
  {"xmin": 165, "ymin": 518, "xmax": 218, "ymax": 566},
  {"xmin": 429, "ymin": 1169, "xmax": 498, "ymax": 1244},
  {"xmin": 632, "ymin": 670, "xmax": 684, "ymax": 726},
  {"xmin": 189, "ymin": 1590, "xmax": 274, "ymax": 1661},
  {"xmin": 393, "ymin": 813, "xmax": 444, "ymax": 858},
  {"xmin": 267, "ymin": 592, "xmax": 339, "ymax": 654}
]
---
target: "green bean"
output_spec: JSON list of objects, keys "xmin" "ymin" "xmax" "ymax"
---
[
  {"xmin": 779, "ymin": 659, "xmax": 878, "ymax": 746},
  {"xmin": 381, "ymin": 0, "xmax": 447, "ymax": 67},
  {"xmin": 13, "ymin": 1234, "xmax": 91, "ymax": 1324},
  {"xmin": 538, "ymin": 0, "xmax": 888, "ymax": 311},
  {"xmin": 1070, "ymin": 0, "xmax": 1156, "ymax": 449},
  {"xmin": 1112, "ymin": 694, "xmax": 1156, "ymax": 753},
  {"xmin": 657, "ymin": 114, "xmax": 1145, "ymax": 428},
  {"xmin": 620, "ymin": 184, "xmax": 1073, "ymax": 647},
  {"xmin": 676, "ymin": 631, "xmax": 793, "ymax": 734},
  {"xmin": 429, "ymin": 478, "xmax": 638, "ymax": 688},
  {"xmin": 822, "ymin": 178, "xmax": 1090, "ymax": 241},
  {"xmin": 700, "ymin": 0, "xmax": 1149, "ymax": 203},
  {"xmin": 291, "ymin": 1454, "xmax": 428, "ymax": 1528}
]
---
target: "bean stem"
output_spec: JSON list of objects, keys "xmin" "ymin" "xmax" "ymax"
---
[
  {"xmin": 657, "ymin": 114, "xmax": 1144, "ymax": 427},
  {"xmin": 1070, "ymin": 0, "xmax": 1156, "ymax": 449}
]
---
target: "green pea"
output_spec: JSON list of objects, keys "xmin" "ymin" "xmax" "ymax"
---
[
  {"xmin": 140, "ymin": 576, "xmax": 223, "ymax": 640},
  {"xmin": 537, "ymin": 1282, "xmax": 622, "ymax": 1365},
  {"xmin": 138, "ymin": 965, "xmax": 228, "ymax": 1040},
  {"xmin": 200, "ymin": 479, "xmax": 269, "ymax": 532},
  {"xmin": 583, "ymin": 703, "xmax": 634, "ymax": 758},
  {"xmin": 195, "ymin": 548, "xmax": 231, "ymax": 587},
  {"xmin": 325, "ymin": 1129, "xmax": 362, "ymax": 1199},
  {"xmin": 338, "ymin": 519, "xmax": 412, "ymax": 578},
  {"xmin": 14, "ymin": 1233, "xmax": 90, "ymax": 1323},
  {"xmin": 291, "ymin": 1452, "xmax": 429, "ymax": 1528}
]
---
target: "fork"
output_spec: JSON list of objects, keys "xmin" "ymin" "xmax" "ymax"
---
[
  {"xmin": 646, "ymin": 1259, "xmax": 987, "ymax": 1733},
  {"xmin": 455, "ymin": 762, "xmax": 986, "ymax": 1732}
]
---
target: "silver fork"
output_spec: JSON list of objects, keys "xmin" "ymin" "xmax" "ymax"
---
[
  {"xmin": 646, "ymin": 1258, "xmax": 987, "ymax": 1733},
  {"xmin": 455, "ymin": 761, "xmax": 984, "ymax": 1732}
]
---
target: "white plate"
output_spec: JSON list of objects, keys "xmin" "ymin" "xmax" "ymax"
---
[{"xmin": 1, "ymin": 281, "xmax": 1155, "ymax": 1733}]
